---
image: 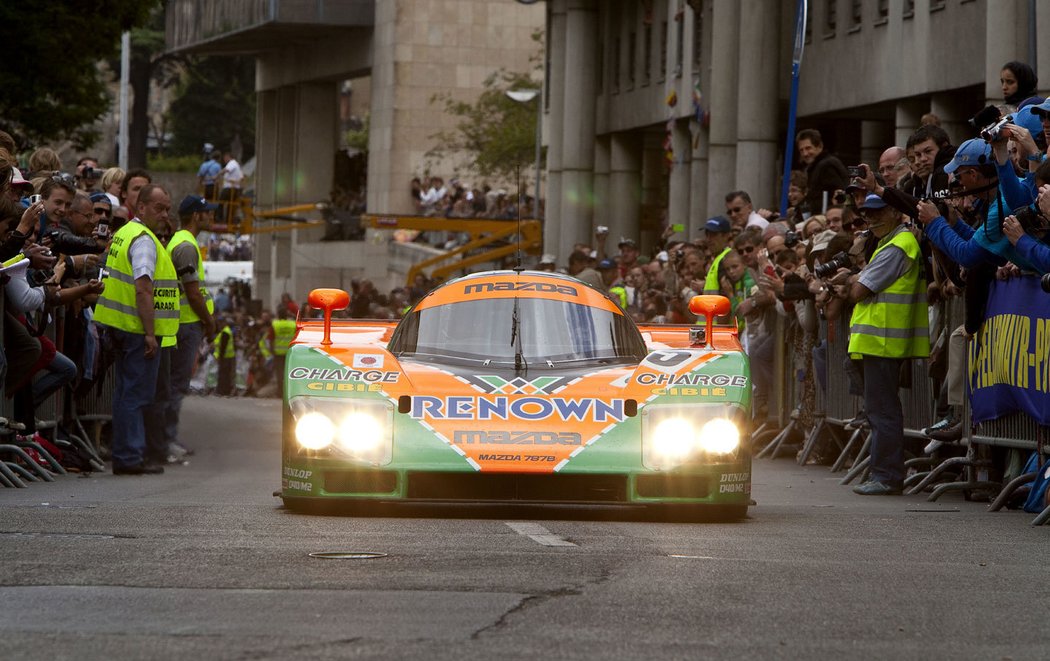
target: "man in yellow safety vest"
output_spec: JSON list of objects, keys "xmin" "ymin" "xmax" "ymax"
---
[
  {"xmin": 95, "ymin": 183, "xmax": 180, "ymax": 475},
  {"xmin": 270, "ymin": 308, "xmax": 297, "ymax": 398},
  {"xmin": 162, "ymin": 195, "xmax": 218, "ymax": 457},
  {"xmin": 834, "ymin": 193, "xmax": 929, "ymax": 496}
]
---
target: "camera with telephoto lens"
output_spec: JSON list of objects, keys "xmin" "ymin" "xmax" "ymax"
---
[
  {"xmin": 783, "ymin": 230, "xmax": 801, "ymax": 248},
  {"xmin": 814, "ymin": 251, "xmax": 853, "ymax": 280},
  {"xmin": 1013, "ymin": 205, "xmax": 1050, "ymax": 235},
  {"xmin": 980, "ymin": 114, "xmax": 1013, "ymax": 143}
]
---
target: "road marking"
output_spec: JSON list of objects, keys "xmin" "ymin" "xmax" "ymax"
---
[
  {"xmin": 505, "ymin": 522, "xmax": 577, "ymax": 547},
  {"xmin": 669, "ymin": 554, "xmax": 714, "ymax": 559}
]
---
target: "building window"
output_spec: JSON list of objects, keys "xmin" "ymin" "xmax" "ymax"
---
[
  {"xmin": 675, "ymin": 11, "xmax": 684, "ymax": 77},
  {"xmin": 613, "ymin": 36, "xmax": 621, "ymax": 94},
  {"xmin": 824, "ymin": 0, "xmax": 837, "ymax": 37},
  {"xmin": 849, "ymin": 0, "xmax": 862, "ymax": 30},
  {"xmin": 876, "ymin": 0, "xmax": 888, "ymax": 23},
  {"xmin": 903, "ymin": 0, "xmax": 915, "ymax": 18},
  {"xmin": 660, "ymin": 21, "xmax": 668, "ymax": 79},
  {"xmin": 628, "ymin": 31, "xmax": 636, "ymax": 88},
  {"xmin": 930, "ymin": 0, "xmax": 945, "ymax": 11},
  {"xmin": 643, "ymin": 23, "xmax": 652, "ymax": 85},
  {"xmin": 692, "ymin": 8, "xmax": 703, "ymax": 66}
]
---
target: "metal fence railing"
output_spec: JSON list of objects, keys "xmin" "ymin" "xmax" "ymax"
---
[{"xmin": 755, "ymin": 288, "xmax": 1050, "ymax": 526}]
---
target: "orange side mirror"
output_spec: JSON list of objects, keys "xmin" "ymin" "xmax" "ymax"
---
[
  {"xmin": 688, "ymin": 295, "xmax": 731, "ymax": 347},
  {"xmin": 307, "ymin": 288, "xmax": 350, "ymax": 346}
]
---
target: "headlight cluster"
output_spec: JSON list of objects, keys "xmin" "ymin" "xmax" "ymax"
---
[
  {"xmin": 290, "ymin": 396, "xmax": 393, "ymax": 464},
  {"xmin": 642, "ymin": 404, "xmax": 742, "ymax": 470}
]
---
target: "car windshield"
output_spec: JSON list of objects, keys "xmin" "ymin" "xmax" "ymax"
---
[{"xmin": 389, "ymin": 297, "xmax": 647, "ymax": 365}]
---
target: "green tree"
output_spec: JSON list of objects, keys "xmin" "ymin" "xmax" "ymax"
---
[
  {"xmin": 167, "ymin": 56, "xmax": 257, "ymax": 160},
  {"xmin": 0, "ymin": 1, "xmax": 157, "ymax": 148},
  {"xmin": 427, "ymin": 69, "xmax": 543, "ymax": 182}
]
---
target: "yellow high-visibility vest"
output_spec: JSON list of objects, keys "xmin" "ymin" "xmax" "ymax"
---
[
  {"xmin": 848, "ymin": 226, "xmax": 930, "ymax": 359},
  {"xmin": 95, "ymin": 221, "xmax": 180, "ymax": 337},
  {"xmin": 271, "ymin": 319, "xmax": 297, "ymax": 356},
  {"xmin": 167, "ymin": 229, "xmax": 214, "ymax": 324}
]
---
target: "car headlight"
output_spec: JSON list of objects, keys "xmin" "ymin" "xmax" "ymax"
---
[
  {"xmin": 642, "ymin": 404, "xmax": 742, "ymax": 470},
  {"xmin": 290, "ymin": 396, "xmax": 393, "ymax": 464}
]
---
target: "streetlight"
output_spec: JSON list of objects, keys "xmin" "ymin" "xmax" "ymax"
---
[{"xmin": 505, "ymin": 88, "xmax": 542, "ymax": 220}]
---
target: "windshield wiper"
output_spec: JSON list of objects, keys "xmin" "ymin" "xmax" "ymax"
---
[{"xmin": 511, "ymin": 296, "xmax": 527, "ymax": 375}]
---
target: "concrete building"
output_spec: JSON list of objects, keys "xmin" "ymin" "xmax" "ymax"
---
[
  {"xmin": 542, "ymin": 0, "xmax": 1047, "ymax": 260},
  {"xmin": 168, "ymin": 0, "xmax": 1049, "ymax": 295},
  {"xmin": 166, "ymin": 0, "xmax": 544, "ymax": 306}
]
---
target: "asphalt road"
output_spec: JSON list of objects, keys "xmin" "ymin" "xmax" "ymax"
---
[{"xmin": 1, "ymin": 395, "xmax": 1048, "ymax": 660}]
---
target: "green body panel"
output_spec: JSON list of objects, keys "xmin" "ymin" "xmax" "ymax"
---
[{"xmin": 281, "ymin": 342, "xmax": 752, "ymax": 506}]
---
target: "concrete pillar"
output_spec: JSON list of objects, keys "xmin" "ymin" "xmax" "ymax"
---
[
  {"xmin": 1038, "ymin": 5, "xmax": 1050, "ymax": 94},
  {"xmin": 609, "ymin": 132, "xmax": 642, "ymax": 253},
  {"xmin": 640, "ymin": 131, "xmax": 665, "ymax": 252},
  {"xmin": 544, "ymin": 0, "xmax": 567, "ymax": 257},
  {"xmin": 705, "ymin": 0, "xmax": 740, "ymax": 216},
  {"xmin": 254, "ymin": 89, "xmax": 278, "ymax": 307},
  {"xmin": 895, "ymin": 98, "xmax": 925, "ymax": 150},
  {"xmin": 733, "ymin": 0, "xmax": 779, "ymax": 210},
  {"xmin": 592, "ymin": 135, "xmax": 611, "ymax": 248},
  {"xmin": 558, "ymin": 0, "xmax": 599, "ymax": 261},
  {"xmin": 985, "ymin": 1, "xmax": 1027, "ymax": 107},
  {"xmin": 667, "ymin": 119, "xmax": 692, "ymax": 247},
  {"xmin": 930, "ymin": 93, "xmax": 968, "ymax": 149},
  {"xmin": 859, "ymin": 120, "xmax": 890, "ymax": 169},
  {"xmin": 294, "ymin": 82, "xmax": 337, "ymax": 205}
]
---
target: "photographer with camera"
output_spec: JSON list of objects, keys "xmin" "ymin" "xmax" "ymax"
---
[
  {"xmin": 75, "ymin": 157, "xmax": 102, "ymax": 193},
  {"xmin": 831, "ymin": 194, "xmax": 929, "ymax": 495}
]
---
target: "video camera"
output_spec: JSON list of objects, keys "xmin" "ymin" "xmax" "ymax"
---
[{"xmin": 968, "ymin": 105, "xmax": 1011, "ymax": 142}]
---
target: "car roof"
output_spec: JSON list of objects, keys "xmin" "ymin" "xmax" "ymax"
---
[{"xmin": 415, "ymin": 270, "xmax": 622, "ymax": 315}]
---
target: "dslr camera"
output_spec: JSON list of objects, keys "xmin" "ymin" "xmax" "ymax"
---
[
  {"xmin": 814, "ymin": 251, "xmax": 854, "ymax": 280},
  {"xmin": 80, "ymin": 166, "xmax": 102, "ymax": 179},
  {"xmin": 783, "ymin": 230, "xmax": 802, "ymax": 248}
]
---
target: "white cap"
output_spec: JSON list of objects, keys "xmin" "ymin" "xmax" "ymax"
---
[{"xmin": 539, "ymin": 253, "xmax": 557, "ymax": 264}]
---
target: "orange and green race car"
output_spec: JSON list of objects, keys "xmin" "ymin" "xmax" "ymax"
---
[{"xmin": 280, "ymin": 270, "xmax": 752, "ymax": 518}]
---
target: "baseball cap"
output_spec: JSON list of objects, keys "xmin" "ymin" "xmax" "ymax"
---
[
  {"xmin": 178, "ymin": 195, "xmax": 219, "ymax": 215},
  {"xmin": 597, "ymin": 258, "xmax": 618, "ymax": 270},
  {"xmin": 89, "ymin": 192, "xmax": 110, "ymax": 204},
  {"xmin": 1012, "ymin": 106, "xmax": 1044, "ymax": 140},
  {"xmin": 538, "ymin": 253, "xmax": 557, "ymax": 265},
  {"xmin": 9, "ymin": 168, "xmax": 31, "ymax": 188},
  {"xmin": 618, "ymin": 238, "xmax": 638, "ymax": 249},
  {"xmin": 703, "ymin": 216, "xmax": 732, "ymax": 234},
  {"xmin": 1030, "ymin": 98, "xmax": 1050, "ymax": 116},
  {"xmin": 943, "ymin": 138, "xmax": 992, "ymax": 174},
  {"xmin": 859, "ymin": 194, "xmax": 887, "ymax": 210}
]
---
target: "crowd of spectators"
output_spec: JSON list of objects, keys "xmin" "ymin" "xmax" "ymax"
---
[
  {"xmin": 410, "ymin": 175, "xmax": 542, "ymax": 220},
  {"xmin": 0, "ymin": 135, "xmax": 283, "ymax": 475}
]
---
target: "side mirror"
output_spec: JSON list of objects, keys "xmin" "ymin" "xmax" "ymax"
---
[
  {"xmin": 307, "ymin": 288, "xmax": 350, "ymax": 346},
  {"xmin": 688, "ymin": 295, "xmax": 731, "ymax": 347}
]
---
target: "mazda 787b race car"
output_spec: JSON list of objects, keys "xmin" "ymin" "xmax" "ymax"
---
[{"xmin": 280, "ymin": 270, "xmax": 752, "ymax": 519}]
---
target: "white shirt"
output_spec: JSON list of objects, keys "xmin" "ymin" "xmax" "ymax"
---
[
  {"xmin": 745, "ymin": 211, "xmax": 769, "ymax": 230},
  {"xmin": 222, "ymin": 159, "xmax": 244, "ymax": 189},
  {"xmin": 127, "ymin": 219, "xmax": 158, "ymax": 280}
]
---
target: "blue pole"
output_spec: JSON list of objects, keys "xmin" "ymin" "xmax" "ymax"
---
[
  {"xmin": 779, "ymin": 0, "xmax": 807, "ymax": 218},
  {"xmin": 779, "ymin": 63, "xmax": 801, "ymax": 217}
]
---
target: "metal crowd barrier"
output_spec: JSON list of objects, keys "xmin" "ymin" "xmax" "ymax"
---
[
  {"xmin": 758, "ymin": 290, "xmax": 1050, "ymax": 526},
  {"xmin": 755, "ymin": 314, "xmax": 802, "ymax": 459},
  {"xmin": 0, "ymin": 301, "xmax": 110, "ymax": 487}
]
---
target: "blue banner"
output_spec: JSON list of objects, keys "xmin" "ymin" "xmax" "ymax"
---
[{"xmin": 968, "ymin": 275, "xmax": 1050, "ymax": 425}]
